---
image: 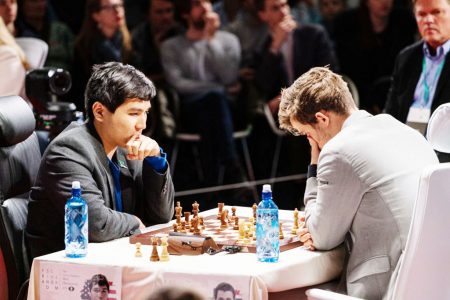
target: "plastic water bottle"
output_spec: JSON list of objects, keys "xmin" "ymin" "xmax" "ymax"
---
[
  {"xmin": 256, "ymin": 184, "xmax": 279, "ymax": 262},
  {"xmin": 65, "ymin": 181, "xmax": 88, "ymax": 257}
]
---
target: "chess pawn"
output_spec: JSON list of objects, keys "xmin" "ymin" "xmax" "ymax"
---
[
  {"xmin": 291, "ymin": 208, "xmax": 299, "ymax": 235},
  {"xmin": 172, "ymin": 223, "xmax": 178, "ymax": 232},
  {"xmin": 150, "ymin": 237, "xmax": 160, "ymax": 262},
  {"xmin": 199, "ymin": 216, "xmax": 205, "ymax": 230},
  {"xmin": 134, "ymin": 242, "xmax": 143, "ymax": 257},
  {"xmin": 160, "ymin": 235, "xmax": 170, "ymax": 262},
  {"xmin": 238, "ymin": 221, "xmax": 245, "ymax": 240},
  {"xmin": 184, "ymin": 212, "xmax": 191, "ymax": 229},
  {"xmin": 279, "ymin": 222, "xmax": 284, "ymax": 239},
  {"xmin": 180, "ymin": 220, "xmax": 186, "ymax": 233},
  {"xmin": 252, "ymin": 203, "xmax": 257, "ymax": 222},
  {"xmin": 233, "ymin": 216, "xmax": 239, "ymax": 230}
]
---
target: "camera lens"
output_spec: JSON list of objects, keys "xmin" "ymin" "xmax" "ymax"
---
[{"xmin": 49, "ymin": 69, "xmax": 72, "ymax": 96}]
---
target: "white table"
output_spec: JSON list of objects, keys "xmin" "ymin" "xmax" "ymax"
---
[{"xmin": 27, "ymin": 207, "xmax": 345, "ymax": 300}]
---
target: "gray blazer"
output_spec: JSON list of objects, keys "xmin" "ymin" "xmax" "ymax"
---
[
  {"xmin": 304, "ymin": 111, "xmax": 438, "ymax": 299},
  {"xmin": 26, "ymin": 122, "xmax": 174, "ymax": 259}
]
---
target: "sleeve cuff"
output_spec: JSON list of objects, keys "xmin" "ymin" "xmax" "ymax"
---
[
  {"xmin": 144, "ymin": 147, "xmax": 168, "ymax": 173},
  {"xmin": 307, "ymin": 164, "xmax": 317, "ymax": 178}
]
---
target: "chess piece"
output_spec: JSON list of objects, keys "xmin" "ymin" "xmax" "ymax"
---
[
  {"xmin": 291, "ymin": 208, "xmax": 299, "ymax": 235},
  {"xmin": 192, "ymin": 201, "xmax": 200, "ymax": 218},
  {"xmin": 243, "ymin": 227, "xmax": 250, "ymax": 244},
  {"xmin": 239, "ymin": 221, "xmax": 245, "ymax": 240},
  {"xmin": 199, "ymin": 216, "xmax": 205, "ymax": 229},
  {"xmin": 135, "ymin": 242, "xmax": 143, "ymax": 257},
  {"xmin": 233, "ymin": 216, "xmax": 239, "ymax": 230},
  {"xmin": 217, "ymin": 202, "xmax": 224, "ymax": 219},
  {"xmin": 184, "ymin": 212, "xmax": 191, "ymax": 229},
  {"xmin": 279, "ymin": 222, "xmax": 284, "ymax": 239},
  {"xmin": 172, "ymin": 223, "xmax": 178, "ymax": 232},
  {"xmin": 150, "ymin": 237, "xmax": 160, "ymax": 262},
  {"xmin": 175, "ymin": 206, "xmax": 182, "ymax": 225},
  {"xmin": 160, "ymin": 235, "xmax": 170, "ymax": 262},
  {"xmin": 252, "ymin": 203, "xmax": 257, "ymax": 224},
  {"xmin": 180, "ymin": 220, "xmax": 186, "ymax": 232},
  {"xmin": 192, "ymin": 217, "xmax": 201, "ymax": 235},
  {"xmin": 220, "ymin": 209, "xmax": 228, "ymax": 228}
]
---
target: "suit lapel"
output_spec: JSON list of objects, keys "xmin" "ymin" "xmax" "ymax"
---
[
  {"xmin": 116, "ymin": 149, "xmax": 135, "ymax": 213},
  {"xmin": 402, "ymin": 46, "xmax": 423, "ymax": 115}
]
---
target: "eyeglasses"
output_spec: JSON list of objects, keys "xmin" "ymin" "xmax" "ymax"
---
[{"xmin": 99, "ymin": 2, "xmax": 123, "ymax": 12}]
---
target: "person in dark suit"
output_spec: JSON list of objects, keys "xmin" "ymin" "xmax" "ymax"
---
[
  {"xmin": 385, "ymin": 0, "xmax": 450, "ymax": 134},
  {"xmin": 254, "ymin": 0, "xmax": 338, "ymax": 113},
  {"xmin": 26, "ymin": 62, "xmax": 175, "ymax": 259}
]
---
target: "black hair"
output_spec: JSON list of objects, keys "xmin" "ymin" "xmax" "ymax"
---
[
  {"xmin": 84, "ymin": 62, "xmax": 156, "ymax": 122},
  {"xmin": 213, "ymin": 282, "xmax": 235, "ymax": 300},
  {"xmin": 89, "ymin": 274, "xmax": 110, "ymax": 292}
]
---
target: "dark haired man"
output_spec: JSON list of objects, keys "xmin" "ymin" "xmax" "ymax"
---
[
  {"xmin": 27, "ymin": 62, "xmax": 174, "ymax": 259},
  {"xmin": 279, "ymin": 67, "xmax": 437, "ymax": 299},
  {"xmin": 213, "ymin": 282, "xmax": 235, "ymax": 300},
  {"xmin": 89, "ymin": 274, "xmax": 109, "ymax": 300}
]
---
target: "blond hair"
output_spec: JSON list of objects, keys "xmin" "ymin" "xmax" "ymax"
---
[
  {"xmin": 278, "ymin": 67, "xmax": 356, "ymax": 134},
  {"xmin": 0, "ymin": 17, "xmax": 29, "ymax": 69}
]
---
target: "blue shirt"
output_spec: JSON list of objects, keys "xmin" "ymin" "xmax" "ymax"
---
[
  {"xmin": 412, "ymin": 40, "xmax": 450, "ymax": 109},
  {"xmin": 108, "ymin": 148, "xmax": 168, "ymax": 212}
]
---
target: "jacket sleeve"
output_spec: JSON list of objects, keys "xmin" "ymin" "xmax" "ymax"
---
[
  {"xmin": 304, "ymin": 150, "xmax": 366, "ymax": 250},
  {"xmin": 41, "ymin": 140, "xmax": 140, "ymax": 243}
]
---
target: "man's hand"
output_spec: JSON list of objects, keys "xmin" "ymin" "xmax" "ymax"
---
[
  {"xmin": 270, "ymin": 16, "xmax": 296, "ymax": 53},
  {"xmin": 135, "ymin": 216, "xmax": 146, "ymax": 230},
  {"xmin": 205, "ymin": 12, "xmax": 220, "ymax": 39},
  {"xmin": 126, "ymin": 134, "xmax": 160, "ymax": 160},
  {"xmin": 298, "ymin": 216, "xmax": 315, "ymax": 250},
  {"xmin": 307, "ymin": 136, "xmax": 320, "ymax": 165}
]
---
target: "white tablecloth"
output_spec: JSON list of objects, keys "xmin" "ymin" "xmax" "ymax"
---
[{"xmin": 27, "ymin": 207, "xmax": 345, "ymax": 300}]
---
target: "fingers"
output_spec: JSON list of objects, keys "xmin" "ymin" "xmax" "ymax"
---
[
  {"xmin": 297, "ymin": 226, "xmax": 315, "ymax": 251},
  {"xmin": 126, "ymin": 136, "xmax": 160, "ymax": 160}
]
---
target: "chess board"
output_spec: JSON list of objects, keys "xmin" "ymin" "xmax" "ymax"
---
[{"xmin": 129, "ymin": 214, "xmax": 303, "ymax": 253}]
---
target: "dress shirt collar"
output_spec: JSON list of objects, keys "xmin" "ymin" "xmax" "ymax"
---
[
  {"xmin": 341, "ymin": 110, "xmax": 372, "ymax": 130},
  {"xmin": 423, "ymin": 39, "xmax": 450, "ymax": 60}
]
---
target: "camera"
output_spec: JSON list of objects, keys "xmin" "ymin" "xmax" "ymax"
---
[{"xmin": 25, "ymin": 68, "xmax": 82, "ymax": 138}]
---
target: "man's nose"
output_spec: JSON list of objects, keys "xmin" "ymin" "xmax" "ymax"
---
[{"xmin": 137, "ymin": 114, "xmax": 147, "ymax": 130}]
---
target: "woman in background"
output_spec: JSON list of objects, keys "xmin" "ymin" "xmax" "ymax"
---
[
  {"xmin": 0, "ymin": 0, "xmax": 18, "ymax": 34},
  {"xmin": 0, "ymin": 16, "xmax": 29, "ymax": 98},
  {"xmin": 72, "ymin": 0, "xmax": 132, "ymax": 113}
]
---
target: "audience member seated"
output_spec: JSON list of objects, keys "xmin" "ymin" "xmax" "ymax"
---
[
  {"xmin": 0, "ymin": 16, "xmax": 28, "ymax": 98},
  {"xmin": 15, "ymin": 0, "xmax": 74, "ymax": 70},
  {"xmin": 72, "ymin": 0, "xmax": 132, "ymax": 112},
  {"xmin": 0, "ymin": 0, "xmax": 18, "ymax": 35},
  {"xmin": 290, "ymin": 0, "xmax": 321, "ymax": 25},
  {"xmin": 334, "ymin": 0, "xmax": 416, "ymax": 113},
  {"xmin": 317, "ymin": 0, "xmax": 346, "ymax": 41},
  {"xmin": 132, "ymin": 0, "xmax": 182, "ymax": 141},
  {"xmin": 213, "ymin": 0, "xmax": 242, "ymax": 28},
  {"xmin": 26, "ymin": 62, "xmax": 175, "ymax": 260},
  {"xmin": 385, "ymin": 0, "xmax": 450, "ymax": 135},
  {"xmin": 161, "ymin": 0, "xmax": 245, "ymax": 186},
  {"xmin": 279, "ymin": 67, "xmax": 438, "ymax": 299}
]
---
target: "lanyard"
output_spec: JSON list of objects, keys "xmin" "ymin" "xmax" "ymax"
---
[{"xmin": 422, "ymin": 57, "xmax": 445, "ymax": 107}]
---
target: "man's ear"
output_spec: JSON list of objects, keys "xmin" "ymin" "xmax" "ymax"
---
[
  {"xmin": 92, "ymin": 102, "xmax": 105, "ymax": 122},
  {"xmin": 315, "ymin": 111, "xmax": 329, "ymax": 127}
]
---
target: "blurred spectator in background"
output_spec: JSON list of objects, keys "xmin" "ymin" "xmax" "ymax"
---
[
  {"xmin": 318, "ymin": 0, "xmax": 346, "ymax": 40},
  {"xmin": 132, "ymin": 0, "xmax": 182, "ymax": 142},
  {"xmin": 290, "ymin": 0, "xmax": 321, "ymax": 25},
  {"xmin": 385, "ymin": 0, "xmax": 450, "ymax": 134},
  {"xmin": 72, "ymin": 0, "xmax": 132, "ymax": 112},
  {"xmin": 161, "ymin": 0, "xmax": 245, "ymax": 187},
  {"xmin": 15, "ymin": 0, "xmax": 74, "ymax": 70},
  {"xmin": 213, "ymin": 0, "xmax": 242, "ymax": 28},
  {"xmin": 0, "ymin": 0, "xmax": 18, "ymax": 35},
  {"xmin": 255, "ymin": 0, "xmax": 338, "ymax": 113},
  {"xmin": 334, "ymin": 0, "xmax": 416, "ymax": 113},
  {"xmin": 0, "ymin": 16, "xmax": 29, "ymax": 98}
]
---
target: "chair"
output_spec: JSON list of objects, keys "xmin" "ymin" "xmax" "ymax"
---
[
  {"xmin": 15, "ymin": 37, "xmax": 48, "ymax": 69},
  {"xmin": 0, "ymin": 95, "xmax": 41, "ymax": 300},
  {"xmin": 170, "ymin": 125, "xmax": 256, "ymax": 190},
  {"xmin": 426, "ymin": 103, "xmax": 450, "ymax": 162},
  {"xmin": 306, "ymin": 163, "xmax": 450, "ymax": 300}
]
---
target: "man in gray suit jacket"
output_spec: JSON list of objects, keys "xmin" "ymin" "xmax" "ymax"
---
[
  {"xmin": 27, "ymin": 62, "xmax": 175, "ymax": 259},
  {"xmin": 278, "ymin": 67, "xmax": 438, "ymax": 299}
]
